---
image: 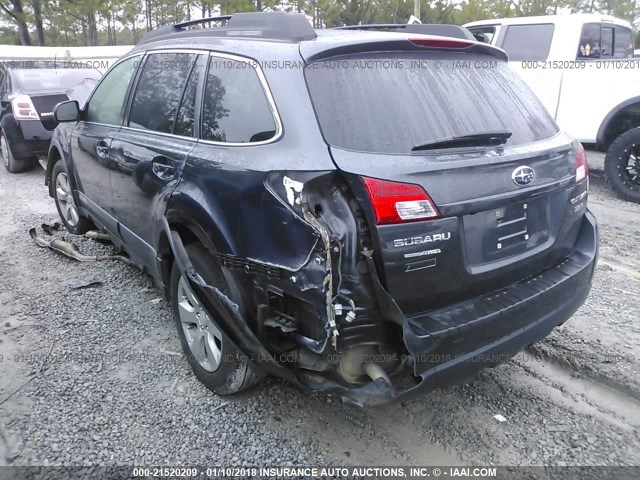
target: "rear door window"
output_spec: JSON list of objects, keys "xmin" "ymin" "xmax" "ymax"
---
[
  {"xmin": 128, "ymin": 52, "xmax": 197, "ymax": 134},
  {"xmin": 305, "ymin": 52, "xmax": 558, "ymax": 154},
  {"xmin": 501, "ymin": 24, "xmax": 554, "ymax": 61},
  {"xmin": 201, "ymin": 56, "xmax": 278, "ymax": 143},
  {"xmin": 173, "ymin": 59, "xmax": 202, "ymax": 137}
]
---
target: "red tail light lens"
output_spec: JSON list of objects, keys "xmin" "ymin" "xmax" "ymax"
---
[
  {"xmin": 409, "ymin": 37, "xmax": 475, "ymax": 49},
  {"xmin": 575, "ymin": 143, "xmax": 589, "ymax": 183},
  {"xmin": 362, "ymin": 177, "xmax": 440, "ymax": 225},
  {"xmin": 11, "ymin": 95, "xmax": 39, "ymax": 121}
]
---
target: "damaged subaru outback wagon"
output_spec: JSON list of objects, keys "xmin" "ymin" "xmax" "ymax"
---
[{"xmin": 46, "ymin": 12, "xmax": 597, "ymax": 407}]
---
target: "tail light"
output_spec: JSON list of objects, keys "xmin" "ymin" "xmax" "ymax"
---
[
  {"xmin": 11, "ymin": 95, "xmax": 39, "ymax": 121},
  {"xmin": 410, "ymin": 37, "xmax": 475, "ymax": 49},
  {"xmin": 575, "ymin": 143, "xmax": 589, "ymax": 183},
  {"xmin": 362, "ymin": 177, "xmax": 440, "ymax": 225}
]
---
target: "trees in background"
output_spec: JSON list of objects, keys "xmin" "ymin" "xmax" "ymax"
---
[{"xmin": 0, "ymin": 0, "xmax": 638, "ymax": 46}]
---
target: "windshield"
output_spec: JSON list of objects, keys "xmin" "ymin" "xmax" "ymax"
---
[
  {"xmin": 305, "ymin": 52, "xmax": 559, "ymax": 154},
  {"xmin": 13, "ymin": 69, "xmax": 102, "ymax": 91}
]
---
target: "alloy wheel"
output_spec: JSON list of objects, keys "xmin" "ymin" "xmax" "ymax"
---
[
  {"xmin": 55, "ymin": 171, "xmax": 80, "ymax": 226},
  {"xmin": 177, "ymin": 275, "xmax": 223, "ymax": 372}
]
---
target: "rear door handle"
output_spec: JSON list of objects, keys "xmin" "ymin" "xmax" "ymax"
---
[
  {"xmin": 96, "ymin": 141, "xmax": 109, "ymax": 159},
  {"xmin": 151, "ymin": 156, "xmax": 175, "ymax": 181}
]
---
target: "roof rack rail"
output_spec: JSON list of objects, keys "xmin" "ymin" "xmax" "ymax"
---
[
  {"xmin": 334, "ymin": 23, "xmax": 475, "ymax": 41},
  {"xmin": 175, "ymin": 15, "xmax": 232, "ymax": 29},
  {"xmin": 138, "ymin": 12, "xmax": 316, "ymax": 46}
]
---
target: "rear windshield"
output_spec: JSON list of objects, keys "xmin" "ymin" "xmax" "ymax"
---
[
  {"xmin": 13, "ymin": 69, "xmax": 101, "ymax": 91},
  {"xmin": 305, "ymin": 52, "xmax": 558, "ymax": 154}
]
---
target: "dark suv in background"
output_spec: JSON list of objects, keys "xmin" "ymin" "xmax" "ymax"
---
[
  {"xmin": 0, "ymin": 63, "xmax": 101, "ymax": 172},
  {"xmin": 47, "ymin": 12, "xmax": 597, "ymax": 407}
]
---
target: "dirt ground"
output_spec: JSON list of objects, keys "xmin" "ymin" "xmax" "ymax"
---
[{"xmin": 0, "ymin": 150, "xmax": 639, "ymax": 468}]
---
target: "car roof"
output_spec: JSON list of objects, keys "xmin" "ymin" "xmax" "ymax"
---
[
  {"xmin": 464, "ymin": 13, "xmax": 632, "ymax": 29},
  {"xmin": 131, "ymin": 12, "xmax": 508, "ymax": 63}
]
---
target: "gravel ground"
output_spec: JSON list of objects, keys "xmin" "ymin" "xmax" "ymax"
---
[{"xmin": 0, "ymin": 152, "xmax": 639, "ymax": 468}]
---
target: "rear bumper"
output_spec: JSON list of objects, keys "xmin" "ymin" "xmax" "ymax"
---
[
  {"xmin": 1, "ymin": 115, "xmax": 52, "ymax": 159},
  {"xmin": 330, "ymin": 210, "xmax": 598, "ymax": 407}
]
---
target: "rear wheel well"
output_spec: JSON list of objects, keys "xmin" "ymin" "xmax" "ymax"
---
[
  {"xmin": 601, "ymin": 102, "xmax": 640, "ymax": 148},
  {"xmin": 159, "ymin": 224, "xmax": 202, "ymax": 299},
  {"xmin": 46, "ymin": 147, "xmax": 62, "ymax": 196}
]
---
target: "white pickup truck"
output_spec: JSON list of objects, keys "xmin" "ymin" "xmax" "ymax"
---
[{"xmin": 465, "ymin": 14, "xmax": 640, "ymax": 203}]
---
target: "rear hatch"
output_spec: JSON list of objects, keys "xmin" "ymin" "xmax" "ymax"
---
[{"xmin": 304, "ymin": 45, "xmax": 589, "ymax": 316}]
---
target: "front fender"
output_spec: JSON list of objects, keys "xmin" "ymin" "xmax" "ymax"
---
[{"xmin": 45, "ymin": 124, "xmax": 76, "ymax": 195}]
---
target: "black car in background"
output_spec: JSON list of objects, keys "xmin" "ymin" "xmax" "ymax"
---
[
  {"xmin": 47, "ymin": 13, "xmax": 597, "ymax": 407},
  {"xmin": 0, "ymin": 64, "xmax": 101, "ymax": 172}
]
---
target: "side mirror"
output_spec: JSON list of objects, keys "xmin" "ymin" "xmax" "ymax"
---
[
  {"xmin": 0, "ymin": 98, "xmax": 9, "ymax": 108},
  {"xmin": 54, "ymin": 100, "xmax": 80, "ymax": 123}
]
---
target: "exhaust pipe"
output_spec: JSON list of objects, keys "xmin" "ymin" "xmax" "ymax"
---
[{"xmin": 29, "ymin": 228, "xmax": 134, "ymax": 266}]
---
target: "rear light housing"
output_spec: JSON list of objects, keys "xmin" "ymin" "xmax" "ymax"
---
[
  {"xmin": 362, "ymin": 177, "xmax": 440, "ymax": 225},
  {"xmin": 409, "ymin": 37, "xmax": 475, "ymax": 49},
  {"xmin": 11, "ymin": 95, "xmax": 39, "ymax": 121},
  {"xmin": 575, "ymin": 143, "xmax": 589, "ymax": 183}
]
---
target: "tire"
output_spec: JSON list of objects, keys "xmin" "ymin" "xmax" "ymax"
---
[
  {"xmin": 604, "ymin": 128, "xmax": 640, "ymax": 204},
  {"xmin": 171, "ymin": 242, "xmax": 262, "ymax": 395},
  {"xmin": 1, "ymin": 130, "xmax": 32, "ymax": 173},
  {"xmin": 51, "ymin": 160, "xmax": 92, "ymax": 234}
]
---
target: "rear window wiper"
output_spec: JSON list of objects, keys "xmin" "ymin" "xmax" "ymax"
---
[{"xmin": 411, "ymin": 130, "xmax": 512, "ymax": 152}]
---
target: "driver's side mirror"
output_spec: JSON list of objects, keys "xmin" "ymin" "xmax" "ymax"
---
[
  {"xmin": 0, "ymin": 97, "xmax": 9, "ymax": 108},
  {"xmin": 54, "ymin": 100, "xmax": 80, "ymax": 122}
]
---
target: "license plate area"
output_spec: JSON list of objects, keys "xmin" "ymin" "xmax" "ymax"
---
[
  {"xmin": 494, "ymin": 203, "xmax": 530, "ymax": 251},
  {"xmin": 463, "ymin": 196, "xmax": 551, "ymax": 266}
]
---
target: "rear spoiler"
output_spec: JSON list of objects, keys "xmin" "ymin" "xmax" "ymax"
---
[
  {"xmin": 301, "ymin": 31, "xmax": 508, "ymax": 63},
  {"xmin": 334, "ymin": 23, "xmax": 476, "ymax": 41}
]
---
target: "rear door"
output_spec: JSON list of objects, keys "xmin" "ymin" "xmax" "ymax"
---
[
  {"xmin": 305, "ymin": 50, "xmax": 586, "ymax": 315},
  {"xmin": 71, "ymin": 55, "xmax": 140, "ymax": 231},
  {"xmin": 109, "ymin": 51, "xmax": 203, "ymax": 266}
]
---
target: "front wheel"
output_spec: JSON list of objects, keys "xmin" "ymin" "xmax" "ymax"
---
[
  {"xmin": 52, "ymin": 161, "xmax": 92, "ymax": 234},
  {"xmin": 171, "ymin": 242, "xmax": 262, "ymax": 395},
  {"xmin": 604, "ymin": 128, "xmax": 640, "ymax": 203}
]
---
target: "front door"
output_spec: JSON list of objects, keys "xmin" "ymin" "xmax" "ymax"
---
[
  {"xmin": 109, "ymin": 51, "xmax": 203, "ymax": 266},
  {"xmin": 71, "ymin": 55, "xmax": 140, "ymax": 231}
]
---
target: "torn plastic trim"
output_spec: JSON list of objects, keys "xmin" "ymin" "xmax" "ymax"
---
[
  {"xmin": 30, "ymin": 227, "xmax": 135, "ymax": 266},
  {"xmin": 168, "ymin": 229, "xmax": 305, "ymax": 385},
  {"xmin": 362, "ymin": 251, "xmax": 406, "ymax": 327}
]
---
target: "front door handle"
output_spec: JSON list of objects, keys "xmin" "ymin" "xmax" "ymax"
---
[
  {"xmin": 96, "ymin": 141, "xmax": 109, "ymax": 159},
  {"xmin": 151, "ymin": 156, "xmax": 175, "ymax": 181}
]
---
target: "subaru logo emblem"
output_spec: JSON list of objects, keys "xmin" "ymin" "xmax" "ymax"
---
[{"xmin": 512, "ymin": 166, "xmax": 535, "ymax": 186}]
